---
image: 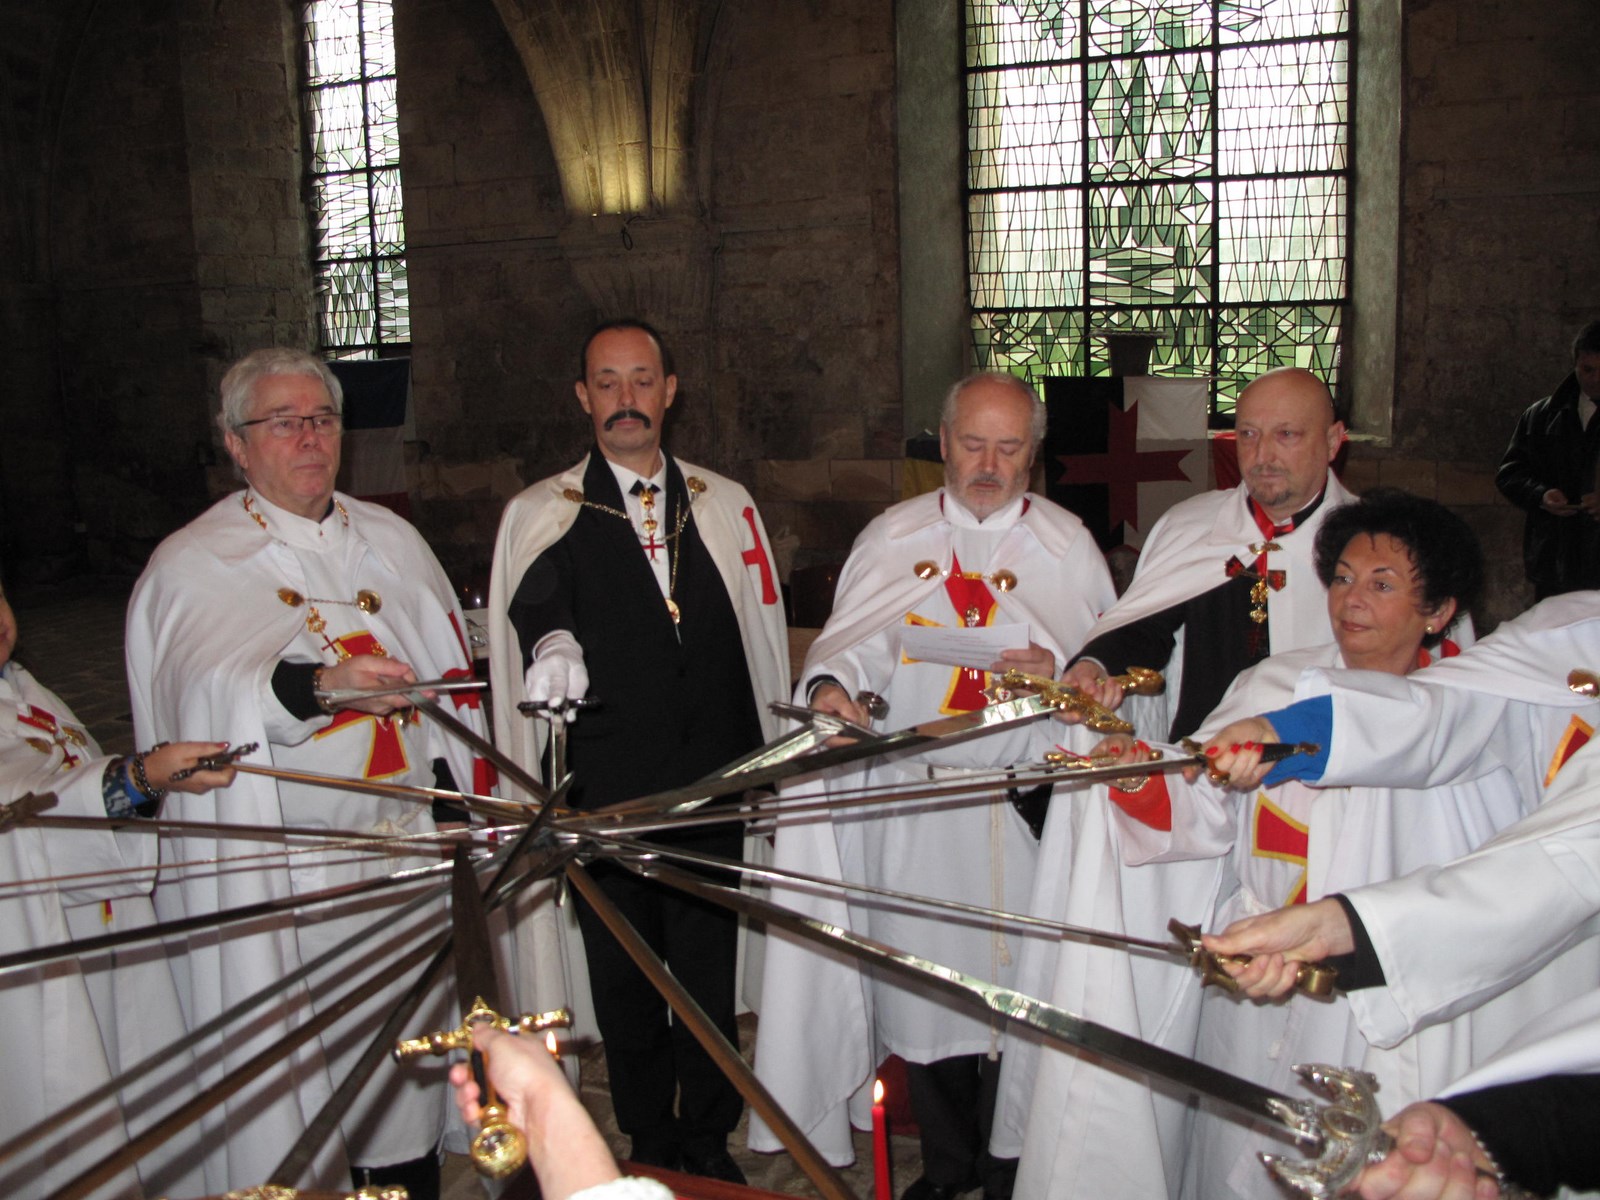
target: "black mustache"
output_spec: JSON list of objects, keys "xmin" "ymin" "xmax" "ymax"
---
[{"xmin": 605, "ymin": 409, "xmax": 653, "ymax": 430}]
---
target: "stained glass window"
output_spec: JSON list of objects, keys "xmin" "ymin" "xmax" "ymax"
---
[
  {"xmin": 965, "ymin": 0, "xmax": 1349, "ymax": 417},
  {"xmin": 300, "ymin": 0, "xmax": 408, "ymax": 358}
]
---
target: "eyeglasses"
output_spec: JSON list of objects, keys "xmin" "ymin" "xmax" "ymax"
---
[{"xmin": 235, "ymin": 413, "xmax": 344, "ymax": 439}]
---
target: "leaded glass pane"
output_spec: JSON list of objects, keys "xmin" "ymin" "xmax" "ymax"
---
[
  {"xmin": 1217, "ymin": 40, "xmax": 1347, "ymax": 176},
  {"xmin": 1217, "ymin": 175, "xmax": 1345, "ymax": 303},
  {"xmin": 309, "ymin": 173, "xmax": 371, "ymax": 261},
  {"xmin": 1088, "ymin": 182, "xmax": 1212, "ymax": 305},
  {"xmin": 361, "ymin": 0, "xmax": 396, "ymax": 75},
  {"xmin": 1085, "ymin": 53, "xmax": 1211, "ymax": 181},
  {"xmin": 968, "ymin": 65, "xmax": 1082, "ymax": 189},
  {"xmin": 371, "ymin": 168, "xmax": 405, "ymax": 255},
  {"xmin": 301, "ymin": 0, "xmax": 406, "ymax": 357},
  {"xmin": 303, "ymin": 0, "xmax": 363, "ymax": 86},
  {"xmin": 1218, "ymin": 0, "xmax": 1347, "ymax": 44},
  {"xmin": 965, "ymin": 0, "xmax": 1349, "ymax": 418},
  {"xmin": 376, "ymin": 258, "xmax": 410, "ymax": 343},
  {"xmin": 1084, "ymin": 305, "xmax": 1212, "ymax": 377},
  {"xmin": 967, "ymin": 1, "xmax": 1079, "ymax": 69},
  {"xmin": 971, "ymin": 309, "xmax": 1087, "ymax": 383},
  {"xmin": 1214, "ymin": 303, "xmax": 1342, "ymax": 406},
  {"xmin": 969, "ymin": 189, "xmax": 1085, "ymax": 308},
  {"xmin": 1087, "ymin": 0, "xmax": 1210, "ymax": 57},
  {"xmin": 318, "ymin": 260, "xmax": 377, "ymax": 349},
  {"xmin": 366, "ymin": 78, "xmax": 400, "ymax": 168}
]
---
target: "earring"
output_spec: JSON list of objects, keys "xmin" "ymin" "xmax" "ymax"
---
[{"xmin": 1424, "ymin": 624, "xmax": 1434, "ymax": 634}]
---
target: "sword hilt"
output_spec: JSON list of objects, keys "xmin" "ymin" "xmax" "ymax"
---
[
  {"xmin": 394, "ymin": 999, "xmax": 573, "ymax": 1180},
  {"xmin": 1168, "ymin": 920, "xmax": 1338, "ymax": 998},
  {"xmin": 518, "ymin": 696, "xmax": 602, "ymax": 716},
  {"xmin": 392, "ymin": 998, "xmax": 573, "ymax": 1060},
  {"xmin": 1177, "ymin": 739, "xmax": 1323, "ymax": 786},
  {"xmin": 993, "ymin": 668, "xmax": 1165, "ymax": 735}
]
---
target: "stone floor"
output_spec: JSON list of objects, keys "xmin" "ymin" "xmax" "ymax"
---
[{"xmin": 10, "ymin": 580, "xmax": 923, "ymax": 1200}]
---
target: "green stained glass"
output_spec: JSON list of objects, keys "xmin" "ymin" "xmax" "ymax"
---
[
  {"xmin": 301, "ymin": 0, "xmax": 407, "ymax": 358},
  {"xmin": 1214, "ymin": 303, "xmax": 1343, "ymax": 409},
  {"xmin": 1218, "ymin": 0, "xmax": 1347, "ymax": 44},
  {"xmin": 968, "ymin": 1, "xmax": 1079, "ymax": 68},
  {"xmin": 965, "ymin": 0, "xmax": 1349, "ymax": 418},
  {"xmin": 1088, "ymin": 182, "xmax": 1212, "ymax": 306},
  {"xmin": 1083, "ymin": 305, "xmax": 1212, "ymax": 377},
  {"xmin": 1218, "ymin": 40, "xmax": 1347, "ymax": 175},
  {"xmin": 969, "ymin": 189, "xmax": 1084, "ymax": 308},
  {"xmin": 1087, "ymin": 0, "xmax": 1210, "ymax": 57},
  {"xmin": 969, "ymin": 64, "xmax": 1083, "ymax": 189},
  {"xmin": 1086, "ymin": 53, "xmax": 1211, "ymax": 180},
  {"xmin": 971, "ymin": 310, "xmax": 1088, "ymax": 384},
  {"xmin": 1217, "ymin": 176, "xmax": 1346, "ymax": 303}
]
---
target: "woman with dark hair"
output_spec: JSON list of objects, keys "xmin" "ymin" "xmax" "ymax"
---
[{"xmin": 1090, "ymin": 489, "xmax": 1588, "ymax": 1198}]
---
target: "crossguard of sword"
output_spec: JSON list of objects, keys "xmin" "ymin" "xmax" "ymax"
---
[
  {"xmin": 1260, "ymin": 1063, "xmax": 1390, "ymax": 1197},
  {"xmin": 991, "ymin": 667, "xmax": 1165, "ymax": 734},
  {"xmin": 1169, "ymin": 920, "xmax": 1338, "ymax": 998},
  {"xmin": 393, "ymin": 998, "xmax": 572, "ymax": 1059},
  {"xmin": 518, "ymin": 696, "xmax": 603, "ymax": 718},
  {"xmin": 394, "ymin": 999, "xmax": 572, "ymax": 1179}
]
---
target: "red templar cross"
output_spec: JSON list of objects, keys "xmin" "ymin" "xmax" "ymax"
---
[
  {"xmin": 312, "ymin": 631, "xmax": 410, "ymax": 781},
  {"xmin": 1055, "ymin": 401, "xmax": 1192, "ymax": 532},
  {"xmin": 1252, "ymin": 794, "xmax": 1309, "ymax": 906},
  {"xmin": 19, "ymin": 705, "xmax": 84, "ymax": 769}
]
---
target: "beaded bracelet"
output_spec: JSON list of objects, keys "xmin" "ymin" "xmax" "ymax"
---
[{"xmin": 129, "ymin": 741, "xmax": 170, "ymax": 801}]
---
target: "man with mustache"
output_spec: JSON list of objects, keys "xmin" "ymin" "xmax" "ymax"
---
[
  {"xmin": 988, "ymin": 367, "xmax": 1355, "ymax": 1199},
  {"xmin": 749, "ymin": 373, "xmax": 1114, "ymax": 1200},
  {"xmin": 486, "ymin": 319, "xmax": 789, "ymax": 1183}
]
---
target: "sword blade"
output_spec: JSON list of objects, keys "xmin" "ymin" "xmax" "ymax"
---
[
  {"xmin": 316, "ymin": 677, "xmax": 488, "ymax": 703},
  {"xmin": 235, "ymin": 761, "xmax": 533, "ymax": 822},
  {"xmin": 452, "ymin": 845, "xmax": 502, "ymax": 1012},
  {"xmin": 595, "ymin": 693, "xmax": 1063, "ymax": 819},
  {"xmin": 641, "ymin": 863, "xmax": 1315, "ymax": 1145}
]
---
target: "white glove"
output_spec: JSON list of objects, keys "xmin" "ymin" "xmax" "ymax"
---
[{"xmin": 524, "ymin": 631, "xmax": 589, "ymax": 716}]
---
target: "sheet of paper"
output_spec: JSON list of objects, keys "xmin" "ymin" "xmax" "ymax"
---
[{"xmin": 899, "ymin": 622, "xmax": 1030, "ymax": 670}]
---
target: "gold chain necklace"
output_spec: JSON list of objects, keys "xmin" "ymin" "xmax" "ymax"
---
[
  {"xmin": 243, "ymin": 491, "xmax": 348, "ymax": 534},
  {"xmin": 562, "ymin": 478, "xmax": 705, "ymax": 624}
]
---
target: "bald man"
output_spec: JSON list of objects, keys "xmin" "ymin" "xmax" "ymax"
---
[
  {"xmin": 1061, "ymin": 366, "xmax": 1351, "ymax": 740},
  {"xmin": 990, "ymin": 368, "xmax": 1358, "ymax": 1200}
]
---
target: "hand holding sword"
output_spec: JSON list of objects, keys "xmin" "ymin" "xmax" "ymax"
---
[
  {"xmin": 1200, "ymin": 897, "xmax": 1356, "ymax": 999},
  {"xmin": 449, "ymin": 1023, "xmax": 627, "ymax": 1200}
]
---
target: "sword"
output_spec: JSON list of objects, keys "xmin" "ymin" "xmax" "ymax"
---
[
  {"xmin": 580, "ymin": 834, "xmax": 1337, "ymax": 998},
  {"xmin": 638, "ymin": 862, "xmax": 1385, "ymax": 1198},
  {"xmin": 592, "ymin": 667, "xmax": 1166, "ymax": 820},
  {"xmin": 0, "ymin": 790, "xmax": 57, "ymax": 831},
  {"xmin": 313, "ymin": 676, "xmax": 489, "ymax": 704}
]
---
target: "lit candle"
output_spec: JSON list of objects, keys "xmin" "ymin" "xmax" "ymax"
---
[
  {"xmin": 545, "ymin": 1030, "xmax": 560, "ymax": 1062},
  {"xmin": 872, "ymin": 1077, "xmax": 891, "ymax": 1200}
]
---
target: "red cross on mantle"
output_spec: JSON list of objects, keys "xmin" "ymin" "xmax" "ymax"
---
[
  {"xmin": 18, "ymin": 704, "xmax": 83, "ymax": 769},
  {"xmin": 1055, "ymin": 400, "xmax": 1192, "ymax": 532},
  {"xmin": 641, "ymin": 533, "xmax": 666, "ymax": 561},
  {"xmin": 312, "ymin": 630, "xmax": 410, "ymax": 780},
  {"xmin": 1252, "ymin": 795, "xmax": 1309, "ymax": 906}
]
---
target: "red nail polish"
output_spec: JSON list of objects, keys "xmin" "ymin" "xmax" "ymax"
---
[
  {"xmin": 1204, "ymin": 746, "xmax": 1219, "ymax": 757},
  {"xmin": 1229, "ymin": 743, "xmax": 1240, "ymax": 753}
]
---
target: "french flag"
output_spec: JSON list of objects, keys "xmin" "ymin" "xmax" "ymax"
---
[{"xmin": 331, "ymin": 358, "xmax": 413, "ymax": 518}]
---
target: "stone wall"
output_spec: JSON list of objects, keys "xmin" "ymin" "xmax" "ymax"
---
[
  {"xmin": 393, "ymin": 0, "xmax": 900, "ymax": 588},
  {"xmin": 0, "ymin": 0, "xmax": 1595, "ymax": 630},
  {"xmin": 1341, "ymin": 0, "xmax": 1600, "ymax": 628}
]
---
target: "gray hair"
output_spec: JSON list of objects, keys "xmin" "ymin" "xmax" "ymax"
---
[
  {"xmin": 217, "ymin": 348, "xmax": 343, "ymax": 436},
  {"xmin": 940, "ymin": 371, "xmax": 1047, "ymax": 448}
]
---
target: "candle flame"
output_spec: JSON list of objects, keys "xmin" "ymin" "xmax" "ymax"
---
[
  {"xmin": 873, "ymin": 1078, "xmax": 885, "ymax": 1104},
  {"xmin": 546, "ymin": 1030, "xmax": 559, "ymax": 1057}
]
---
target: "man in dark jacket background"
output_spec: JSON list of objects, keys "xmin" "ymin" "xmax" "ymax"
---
[{"xmin": 1497, "ymin": 320, "xmax": 1600, "ymax": 599}]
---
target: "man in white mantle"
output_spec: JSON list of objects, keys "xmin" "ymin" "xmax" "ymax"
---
[
  {"xmin": 749, "ymin": 372, "xmax": 1113, "ymax": 1200},
  {"xmin": 486, "ymin": 319, "xmax": 789, "ymax": 1183},
  {"xmin": 991, "ymin": 367, "xmax": 1357, "ymax": 1200},
  {"xmin": 128, "ymin": 348, "xmax": 488, "ymax": 1198}
]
